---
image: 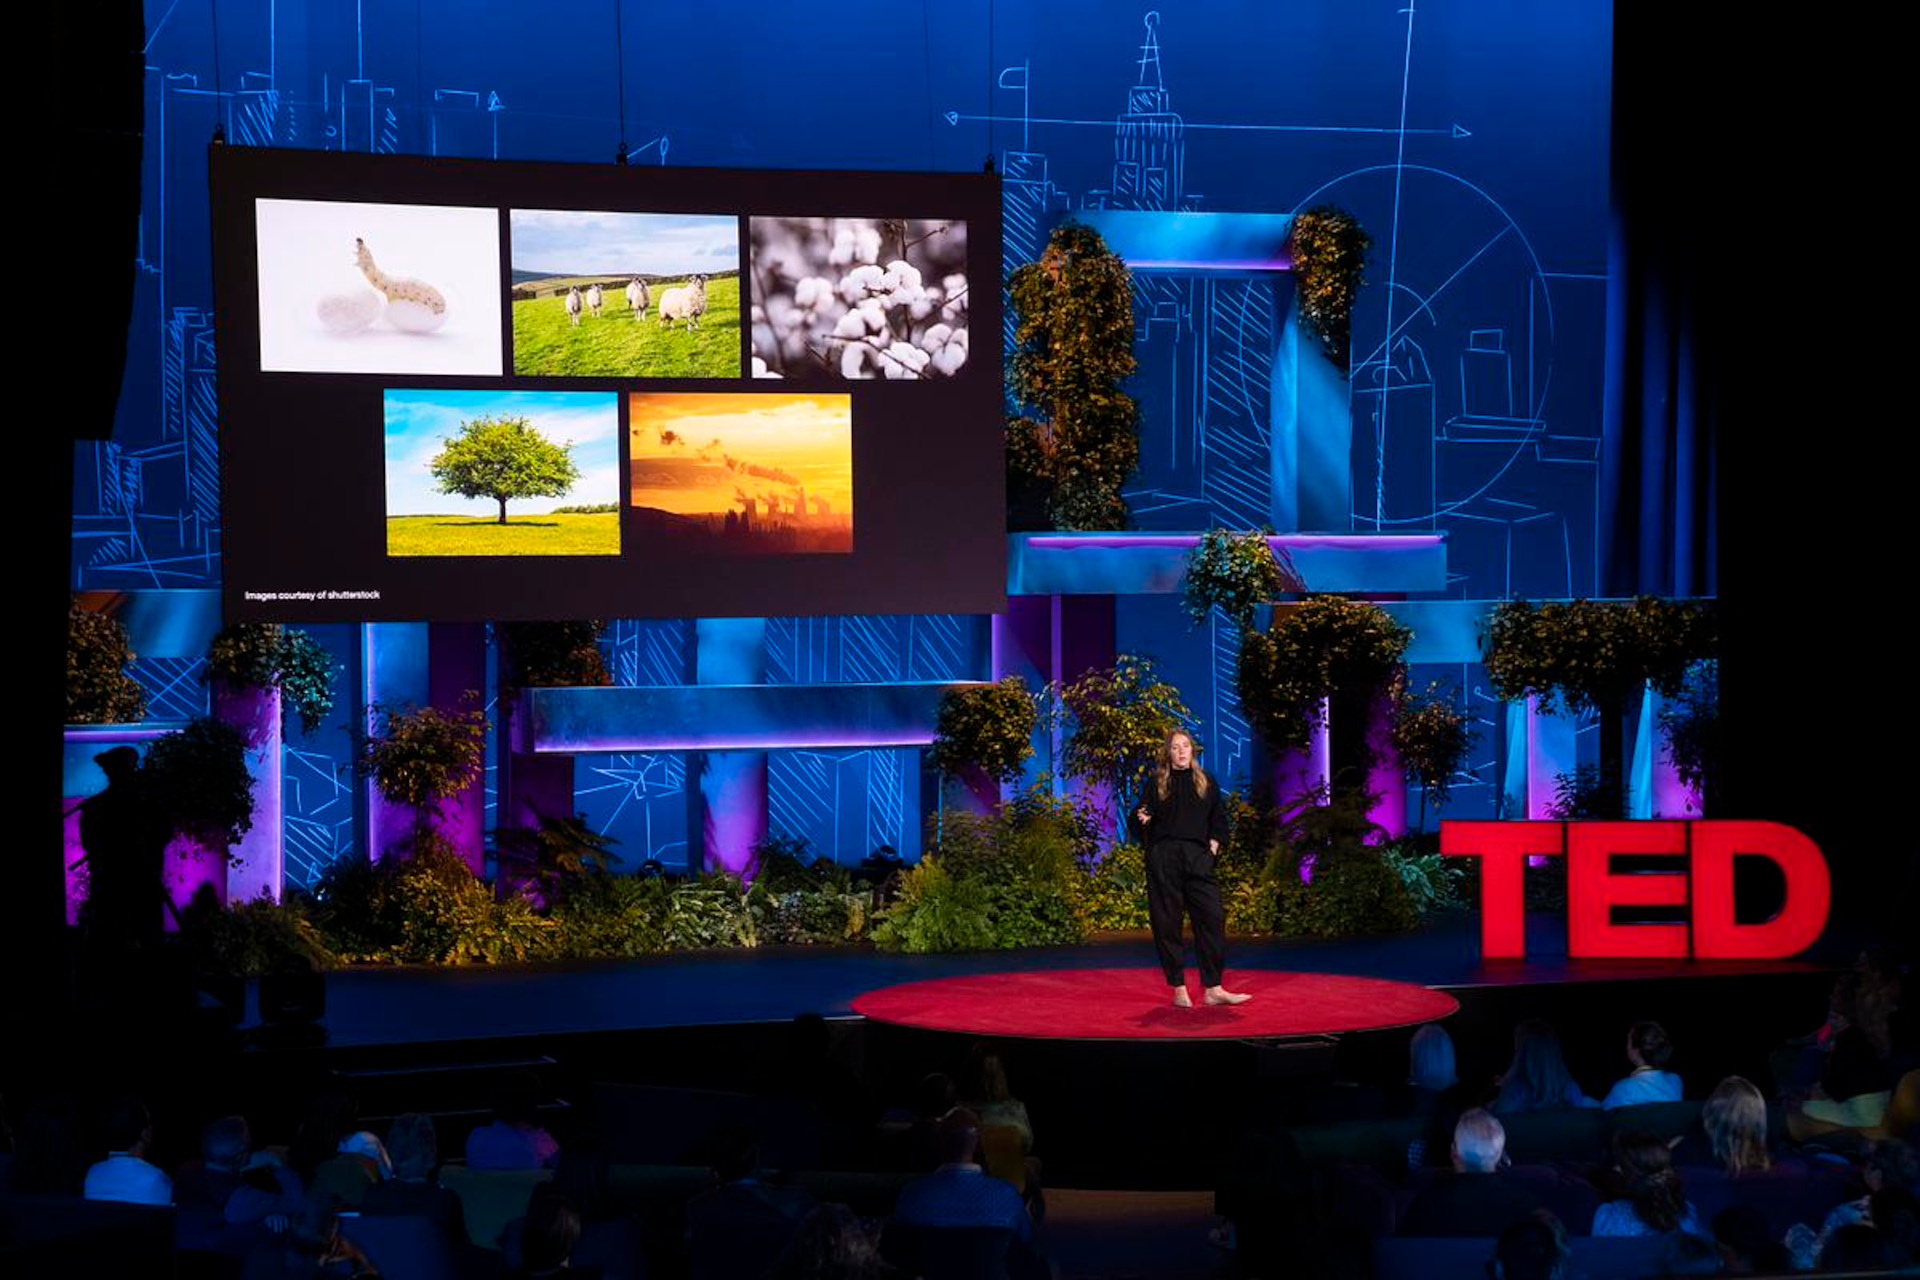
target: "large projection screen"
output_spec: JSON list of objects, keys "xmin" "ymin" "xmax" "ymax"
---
[{"xmin": 210, "ymin": 147, "xmax": 1004, "ymax": 623}]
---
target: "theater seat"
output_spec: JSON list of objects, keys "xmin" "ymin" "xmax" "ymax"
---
[
  {"xmin": 1374, "ymin": 1234, "xmax": 1667, "ymax": 1280},
  {"xmin": 0, "ymin": 1194, "xmax": 176, "ymax": 1273},
  {"xmin": 1498, "ymin": 1108, "xmax": 1608, "ymax": 1164},
  {"xmin": 338, "ymin": 1212, "xmax": 461, "ymax": 1280},
  {"xmin": 437, "ymin": 1164, "xmax": 552, "ymax": 1248},
  {"xmin": 1605, "ymin": 1099, "xmax": 1702, "ymax": 1145}
]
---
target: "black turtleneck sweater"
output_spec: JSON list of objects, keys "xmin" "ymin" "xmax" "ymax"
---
[{"xmin": 1130, "ymin": 767, "xmax": 1229, "ymax": 847}]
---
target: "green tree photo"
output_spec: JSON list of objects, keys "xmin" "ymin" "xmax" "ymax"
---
[{"xmin": 429, "ymin": 414, "xmax": 580, "ymax": 525}]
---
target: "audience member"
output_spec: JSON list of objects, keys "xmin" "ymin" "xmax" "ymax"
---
[
  {"xmin": 892, "ymin": 1107, "xmax": 1032, "ymax": 1243},
  {"xmin": 244, "ymin": 1203, "xmax": 382, "ymax": 1279},
  {"xmin": 960, "ymin": 1043, "xmax": 1033, "ymax": 1153},
  {"xmin": 879, "ymin": 1071, "xmax": 958, "ymax": 1171},
  {"xmin": 307, "ymin": 1129, "xmax": 387, "ymax": 1210},
  {"xmin": 1396, "ymin": 1024, "xmax": 1475, "ymax": 1169},
  {"xmin": 175, "ymin": 1113, "xmax": 253, "ymax": 1211},
  {"xmin": 1785, "ymin": 1140, "xmax": 1920, "ymax": 1270},
  {"xmin": 1400, "ymin": 1109, "xmax": 1564, "ymax": 1237},
  {"xmin": 508, "ymin": 1189, "xmax": 598, "ymax": 1280},
  {"xmin": 466, "ymin": 1070, "xmax": 560, "ymax": 1170},
  {"xmin": 83, "ymin": 1094, "xmax": 171, "ymax": 1206},
  {"xmin": 1602, "ymin": 1021, "xmax": 1683, "ymax": 1109},
  {"xmin": 1673, "ymin": 1076, "xmax": 1772, "ymax": 1174},
  {"xmin": 1793, "ymin": 971, "xmax": 1895, "ymax": 1138},
  {"xmin": 775, "ymin": 1012, "xmax": 875, "ymax": 1132},
  {"xmin": 1658, "ymin": 1229, "xmax": 1724, "ymax": 1276},
  {"xmin": 684, "ymin": 1124, "xmax": 818, "ymax": 1280},
  {"xmin": 1486, "ymin": 1211, "xmax": 1571, "ymax": 1280},
  {"xmin": 1870, "ymin": 1184, "xmax": 1919, "ymax": 1266},
  {"xmin": 1818, "ymin": 1221, "xmax": 1903, "ymax": 1273},
  {"xmin": 765, "ymin": 1203, "xmax": 902, "ymax": 1280},
  {"xmin": 1590, "ymin": 1130, "xmax": 1704, "ymax": 1238},
  {"xmin": 360, "ymin": 1112, "xmax": 464, "ymax": 1240},
  {"xmin": 1493, "ymin": 1019, "xmax": 1599, "ymax": 1114}
]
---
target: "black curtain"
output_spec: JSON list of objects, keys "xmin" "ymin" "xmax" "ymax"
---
[{"xmin": 1611, "ymin": 3, "xmax": 1910, "ymax": 934}]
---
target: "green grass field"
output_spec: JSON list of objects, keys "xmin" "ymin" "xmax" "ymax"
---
[
  {"xmin": 386, "ymin": 512, "xmax": 620, "ymax": 557},
  {"xmin": 512, "ymin": 276, "xmax": 740, "ymax": 377}
]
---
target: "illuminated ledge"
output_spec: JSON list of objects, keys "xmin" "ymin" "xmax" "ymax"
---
[
  {"xmin": 1074, "ymin": 210, "xmax": 1295, "ymax": 274},
  {"xmin": 520, "ymin": 681, "xmax": 987, "ymax": 754},
  {"xmin": 1008, "ymin": 532, "xmax": 1448, "ymax": 596}
]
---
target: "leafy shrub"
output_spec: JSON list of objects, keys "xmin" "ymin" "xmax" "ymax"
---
[
  {"xmin": 179, "ymin": 887, "xmax": 337, "ymax": 976},
  {"xmin": 547, "ymin": 873, "xmax": 671, "ymax": 957},
  {"xmin": 494, "ymin": 810, "xmax": 621, "ymax": 897},
  {"xmin": 305, "ymin": 835, "xmax": 552, "ymax": 965},
  {"xmin": 1379, "ymin": 842, "xmax": 1465, "ymax": 917},
  {"xmin": 758, "ymin": 887, "xmax": 868, "ymax": 946},
  {"xmin": 1073, "ymin": 841, "xmax": 1152, "ymax": 932},
  {"xmin": 1240, "ymin": 596, "xmax": 1411, "ymax": 759},
  {"xmin": 930, "ymin": 677, "xmax": 1037, "ymax": 784},
  {"xmin": 145, "ymin": 717, "xmax": 255, "ymax": 851},
  {"xmin": 207, "ymin": 622, "xmax": 338, "ymax": 735},
  {"xmin": 1274, "ymin": 851, "xmax": 1419, "ymax": 938},
  {"xmin": 872, "ymin": 856, "xmax": 998, "ymax": 953},
  {"xmin": 1548, "ymin": 764, "xmax": 1626, "ymax": 820},
  {"xmin": 1181, "ymin": 529, "xmax": 1292, "ymax": 630},
  {"xmin": 67, "ymin": 602, "xmax": 147, "ymax": 723},
  {"xmin": 1659, "ymin": 658, "xmax": 1718, "ymax": 809},
  {"xmin": 664, "ymin": 874, "xmax": 759, "ymax": 950},
  {"xmin": 1216, "ymin": 792, "xmax": 1285, "ymax": 934}
]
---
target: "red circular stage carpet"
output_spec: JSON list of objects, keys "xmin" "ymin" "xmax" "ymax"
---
[{"xmin": 852, "ymin": 968, "xmax": 1458, "ymax": 1040}]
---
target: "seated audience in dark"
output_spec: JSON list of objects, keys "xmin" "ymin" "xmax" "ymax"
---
[
  {"xmin": 82, "ymin": 1095, "xmax": 170, "ymax": 1206},
  {"xmin": 244, "ymin": 1204, "xmax": 381, "ymax": 1280},
  {"xmin": 1601, "ymin": 1021, "xmax": 1683, "ymax": 1109},
  {"xmin": 774, "ymin": 1012, "xmax": 874, "ymax": 1131},
  {"xmin": 960, "ymin": 1043, "xmax": 1043, "ymax": 1216},
  {"xmin": 1794, "ymin": 970, "xmax": 1896, "ymax": 1137},
  {"xmin": 11, "ymin": 1095, "xmax": 89, "ymax": 1196},
  {"xmin": 1493, "ymin": 1019, "xmax": 1599, "ymax": 1114},
  {"xmin": 765, "ymin": 1202, "xmax": 902, "ymax": 1280},
  {"xmin": 360, "ymin": 1112, "xmax": 464, "ymax": 1240},
  {"xmin": 1784, "ymin": 1137, "xmax": 1919, "ymax": 1270},
  {"xmin": 1401, "ymin": 1109, "xmax": 1559, "ymax": 1237},
  {"xmin": 1396, "ymin": 1023, "xmax": 1475, "ymax": 1168},
  {"xmin": 1818, "ymin": 1221, "xmax": 1905, "ymax": 1273},
  {"xmin": 879, "ymin": 1071, "xmax": 958, "ymax": 1171},
  {"xmin": 1658, "ymin": 1229, "xmax": 1724, "ymax": 1276},
  {"xmin": 176, "ymin": 1114, "xmax": 254, "ymax": 1211},
  {"xmin": 467, "ymin": 1070, "xmax": 560, "ymax": 1170},
  {"xmin": 892, "ymin": 1107, "xmax": 1032, "ymax": 1243},
  {"xmin": 684, "ymin": 1124, "xmax": 819, "ymax": 1280},
  {"xmin": 1485, "ymin": 1211, "xmax": 1571, "ymax": 1280},
  {"xmin": 1590, "ymin": 1130, "xmax": 1705, "ymax": 1238},
  {"xmin": 507, "ymin": 1190, "xmax": 600, "ymax": 1280},
  {"xmin": 1672, "ymin": 1075, "xmax": 1774, "ymax": 1173},
  {"xmin": 1870, "ymin": 1184, "xmax": 1920, "ymax": 1267},
  {"xmin": 1708, "ymin": 1204, "xmax": 1793, "ymax": 1275}
]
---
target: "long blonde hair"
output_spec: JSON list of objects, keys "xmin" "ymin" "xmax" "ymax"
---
[
  {"xmin": 1703, "ymin": 1076, "xmax": 1770, "ymax": 1175},
  {"xmin": 1153, "ymin": 729, "xmax": 1211, "ymax": 800}
]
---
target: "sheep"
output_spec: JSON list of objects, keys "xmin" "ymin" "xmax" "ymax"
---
[
  {"xmin": 658, "ymin": 274, "xmax": 709, "ymax": 331},
  {"xmin": 626, "ymin": 276, "xmax": 650, "ymax": 320},
  {"xmin": 565, "ymin": 285, "xmax": 583, "ymax": 327},
  {"xmin": 586, "ymin": 282, "xmax": 605, "ymax": 319}
]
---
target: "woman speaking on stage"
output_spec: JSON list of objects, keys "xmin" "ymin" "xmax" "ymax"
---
[{"xmin": 1130, "ymin": 729, "xmax": 1251, "ymax": 1008}]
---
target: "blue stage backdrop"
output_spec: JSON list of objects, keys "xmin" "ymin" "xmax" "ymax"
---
[{"xmin": 84, "ymin": 1, "xmax": 1614, "ymax": 874}]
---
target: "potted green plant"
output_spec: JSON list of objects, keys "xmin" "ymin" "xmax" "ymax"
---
[
  {"xmin": 358, "ymin": 699, "xmax": 488, "ymax": 866},
  {"xmin": 204, "ymin": 622, "xmax": 338, "ymax": 902},
  {"xmin": 1388, "ymin": 676, "xmax": 1478, "ymax": 832},
  {"xmin": 142, "ymin": 717, "xmax": 257, "ymax": 917},
  {"xmin": 1658, "ymin": 658, "xmax": 1718, "ymax": 813},
  {"xmin": 1287, "ymin": 206, "xmax": 1372, "ymax": 373},
  {"xmin": 1051, "ymin": 655, "xmax": 1194, "ymax": 836},
  {"xmin": 1238, "ymin": 595, "xmax": 1411, "ymax": 802},
  {"xmin": 1180, "ymin": 529, "xmax": 1304, "ymax": 632},
  {"xmin": 929, "ymin": 676, "xmax": 1038, "ymax": 818},
  {"xmin": 67, "ymin": 601, "xmax": 147, "ymax": 723},
  {"xmin": 1482, "ymin": 597, "xmax": 1714, "ymax": 811},
  {"xmin": 1005, "ymin": 222, "xmax": 1141, "ymax": 530}
]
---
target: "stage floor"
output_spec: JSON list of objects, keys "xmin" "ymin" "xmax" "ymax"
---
[{"xmin": 317, "ymin": 913, "xmax": 1827, "ymax": 1048}]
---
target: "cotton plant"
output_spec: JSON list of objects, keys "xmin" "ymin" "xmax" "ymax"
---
[{"xmin": 751, "ymin": 217, "xmax": 969, "ymax": 379}]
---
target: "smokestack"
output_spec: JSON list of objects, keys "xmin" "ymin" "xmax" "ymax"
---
[
  {"xmin": 812, "ymin": 496, "xmax": 829, "ymax": 515},
  {"xmin": 796, "ymin": 485, "xmax": 807, "ymax": 520}
]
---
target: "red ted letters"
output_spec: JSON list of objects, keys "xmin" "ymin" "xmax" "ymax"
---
[{"xmin": 1439, "ymin": 820, "xmax": 1831, "ymax": 960}]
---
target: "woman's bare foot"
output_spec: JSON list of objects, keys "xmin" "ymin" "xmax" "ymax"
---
[
  {"xmin": 1204, "ymin": 985, "xmax": 1251, "ymax": 1006},
  {"xmin": 1170, "ymin": 987, "xmax": 1193, "ymax": 1008}
]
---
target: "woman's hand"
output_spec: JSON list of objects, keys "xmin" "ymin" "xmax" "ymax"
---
[
  {"xmin": 1135, "ymin": 807, "xmax": 1151, "ymax": 825},
  {"xmin": 1209, "ymin": 839, "xmax": 1220, "ymax": 856}
]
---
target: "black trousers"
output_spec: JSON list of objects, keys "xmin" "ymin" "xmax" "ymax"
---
[{"xmin": 1146, "ymin": 837, "xmax": 1227, "ymax": 987}]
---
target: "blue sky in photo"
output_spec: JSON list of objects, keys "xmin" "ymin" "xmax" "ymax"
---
[
  {"xmin": 384, "ymin": 388, "xmax": 620, "ymax": 516},
  {"xmin": 510, "ymin": 210, "xmax": 739, "ymax": 278}
]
